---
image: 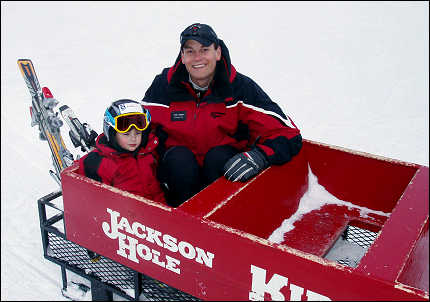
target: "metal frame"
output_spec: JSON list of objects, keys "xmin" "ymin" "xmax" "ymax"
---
[{"xmin": 37, "ymin": 190, "xmax": 199, "ymax": 301}]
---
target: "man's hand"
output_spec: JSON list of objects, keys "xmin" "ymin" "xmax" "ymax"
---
[{"xmin": 223, "ymin": 148, "xmax": 269, "ymax": 182}]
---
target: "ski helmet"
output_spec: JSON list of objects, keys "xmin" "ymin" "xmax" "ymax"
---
[{"xmin": 103, "ymin": 99, "xmax": 151, "ymax": 142}]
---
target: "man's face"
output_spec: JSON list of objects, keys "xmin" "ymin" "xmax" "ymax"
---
[{"xmin": 181, "ymin": 39, "xmax": 221, "ymax": 87}]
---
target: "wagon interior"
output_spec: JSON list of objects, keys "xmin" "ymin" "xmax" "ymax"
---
[{"xmin": 178, "ymin": 139, "xmax": 428, "ymax": 292}]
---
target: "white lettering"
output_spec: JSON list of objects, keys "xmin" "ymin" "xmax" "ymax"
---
[
  {"xmin": 117, "ymin": 233, "xmax": 139, "ymax": 263},
  {"xmin": 289, "ymin": 283, "xmax": 304, "ymax": 300},
  {"xmin": 132, "ymin": 222, "xmax": 146, "ymax": 239},
  {"xmin": 101, "ymin": 208, "xmax": 215, "ymax": 275},
  {"xmin": 136, "ymin": 243, "xmax": 152, "ymax": 261},
  {"xmin": 163, "ymin": 234, "xmax": 178, "ymax": 253},
  {"xmin": 178, "ymin": 241, "xmax": 196, "ymax": 259},
  {"xmin": 250, "ymin": 265, "xmax": 288, "ymax": 300},
  {"xmin": 145, "ymin": 227, "xmax": 164, "ymax": 248},
  {"xmin": 151, "ymin": 249, "xmax": 165, "ymax": 268},
  {"xmin": 118, "ymin": 216, "xmax": 133, "ymax": 234},
  {"xmin": 195, "ymin": 247, "xmax": 214, "ymax": 268},
  {"xmin": 249, "ymin": 265, "xmax": 331, "ymax": 301},
  {"xmin": 102, "ymin": 208, "xmax": 120, "ymax": 239},
  {"xmin": 165, "ymin": 255, "xmax": 181, "ymax": 274},
  {"xmin": 306, "ymin": 289, "xmax": 331, "ymax": 301}
]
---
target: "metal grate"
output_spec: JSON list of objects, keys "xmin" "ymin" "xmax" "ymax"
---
[
  {"xmin": 140, "ymin": 274, "xmax": 200, "ymax": 301},
  {"xmin": 342, "ymin": 224, "xmax": 378, "ymax": 249},
  {"xmin": 324, "ymin": 223, "xmax": 379, "ymax": 268},
  {"xmin": 47, "ymin": 232, "xmax": 199, "ymax": 301},
  {"xmin": 336, "ymin": 258, "xmax": 351, "ymax": 266},
  {"xmin": 48, "ymin": 233, "xmax": 134, "ymax": 288}
]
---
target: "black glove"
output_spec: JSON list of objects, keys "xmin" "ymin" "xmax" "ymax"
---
[
  {"xmin": 223, "ymin": 148, "xmax": 269, "ymax": 182},
  {"xmin": 82, "ymin": 123, "xmax": 98, "ymax": 148}
]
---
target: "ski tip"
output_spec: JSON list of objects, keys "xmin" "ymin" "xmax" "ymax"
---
[
  {"xmin": 17, "ymin": 59, "xmax": 36, "ymax": 79},
  {"xmin": 42, "ymin": 87, "xmax": 53, "ymax": 98},
  {"xmin": 17, "ymin": 58, "xmax": 32, "ymax": 63}
]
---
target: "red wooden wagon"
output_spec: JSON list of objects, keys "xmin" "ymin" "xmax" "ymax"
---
[{"xmin": 40, "ymin": 139, "xmax": 428, "ymax": 300}]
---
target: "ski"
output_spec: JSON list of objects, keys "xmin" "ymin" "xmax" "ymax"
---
[
  {"xmin": 17, "ymin": 59, "xmax": 74, "ymax": 185},
  {"xmin": 59, "ymin": 105, "xmax": 97, "ymax": 153}
]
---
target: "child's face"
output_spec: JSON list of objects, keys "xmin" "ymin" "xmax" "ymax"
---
[{"xmin": 115, "ymin": 127, "xmax": 142, "ymax": 151}]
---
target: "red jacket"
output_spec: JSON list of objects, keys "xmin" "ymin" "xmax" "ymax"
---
[
  {"xmin": 78, "ymin": 132, "xmax": 165, "ymax": 204},
  {"xmin": 142, "ymin": 39, "xmax": 302, "ymax": 166}
]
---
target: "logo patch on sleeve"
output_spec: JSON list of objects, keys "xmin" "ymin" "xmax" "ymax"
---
[{"xmin": 171, "ymin": 111, "xmax": 187, "ymax": 121}]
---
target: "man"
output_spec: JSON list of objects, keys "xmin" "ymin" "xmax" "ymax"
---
[{"xmin": 142, "ymin": 23, "xmax": 302, "ymax": 207}]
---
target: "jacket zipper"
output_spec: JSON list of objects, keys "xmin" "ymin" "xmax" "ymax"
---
[{"xmin": 195, "ymin": 101, "xmax": 199, "ymax": 119}]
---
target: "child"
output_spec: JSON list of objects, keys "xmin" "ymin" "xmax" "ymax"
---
[{"xmin": 78, "ymin": 99, "xmax": 165, "ymax": 204}]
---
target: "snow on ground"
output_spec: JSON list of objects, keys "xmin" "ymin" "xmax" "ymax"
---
[{"xmin": 1, "ymin": 1, "xmax": 428, "ymax": 300}]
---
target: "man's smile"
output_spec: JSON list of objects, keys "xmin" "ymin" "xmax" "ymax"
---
[{"xmin": 192, "ymin": 64, "xmax": 206, "ymax": 69}]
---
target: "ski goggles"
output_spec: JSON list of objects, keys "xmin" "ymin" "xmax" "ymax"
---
[{"xmin": 106, "ymin": 111, "xmax": 151, "ymax": 133}]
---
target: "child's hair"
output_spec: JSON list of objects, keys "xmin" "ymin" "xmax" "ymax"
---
[{"xmin": 103, "ymin": 99, "xmax": 151, "ymax": 142}]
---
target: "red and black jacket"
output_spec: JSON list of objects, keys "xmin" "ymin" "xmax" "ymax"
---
[
  {"xmin": 78, "ymin": 132, "xmax": 165, "ymax": 204},
  {"xmin": 142, "ymin": 39, "xmax": 302, "ymax": 166}
]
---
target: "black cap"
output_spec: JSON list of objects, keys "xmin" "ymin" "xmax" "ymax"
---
[{"xmin": 180, "ymin": 23, "xmax": 219, "ymax": 48}]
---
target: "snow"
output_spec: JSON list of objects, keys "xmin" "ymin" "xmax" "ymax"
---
[
  {"xmin": 1, "ymin": 2, "xmax": 428, "ymax": 300},
  {"xmin": 60, "ymin": 282, "xmax": 92, "ymax": 301},
  {"xmin": 267, "ymin": 164, "xmax": 390, "ymax": 244},
  {"xmin": 324, "ymin": 235, "xmax": 367, "ymax": 268}
]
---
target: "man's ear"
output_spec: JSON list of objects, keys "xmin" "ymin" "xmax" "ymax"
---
[
  {"xmin": 216, "ymin": 45, "xmax": 221, "ymax": 61},
  {"xmin": 181, "ymin": 50, "xmax": 185, "ymax": 64}
]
